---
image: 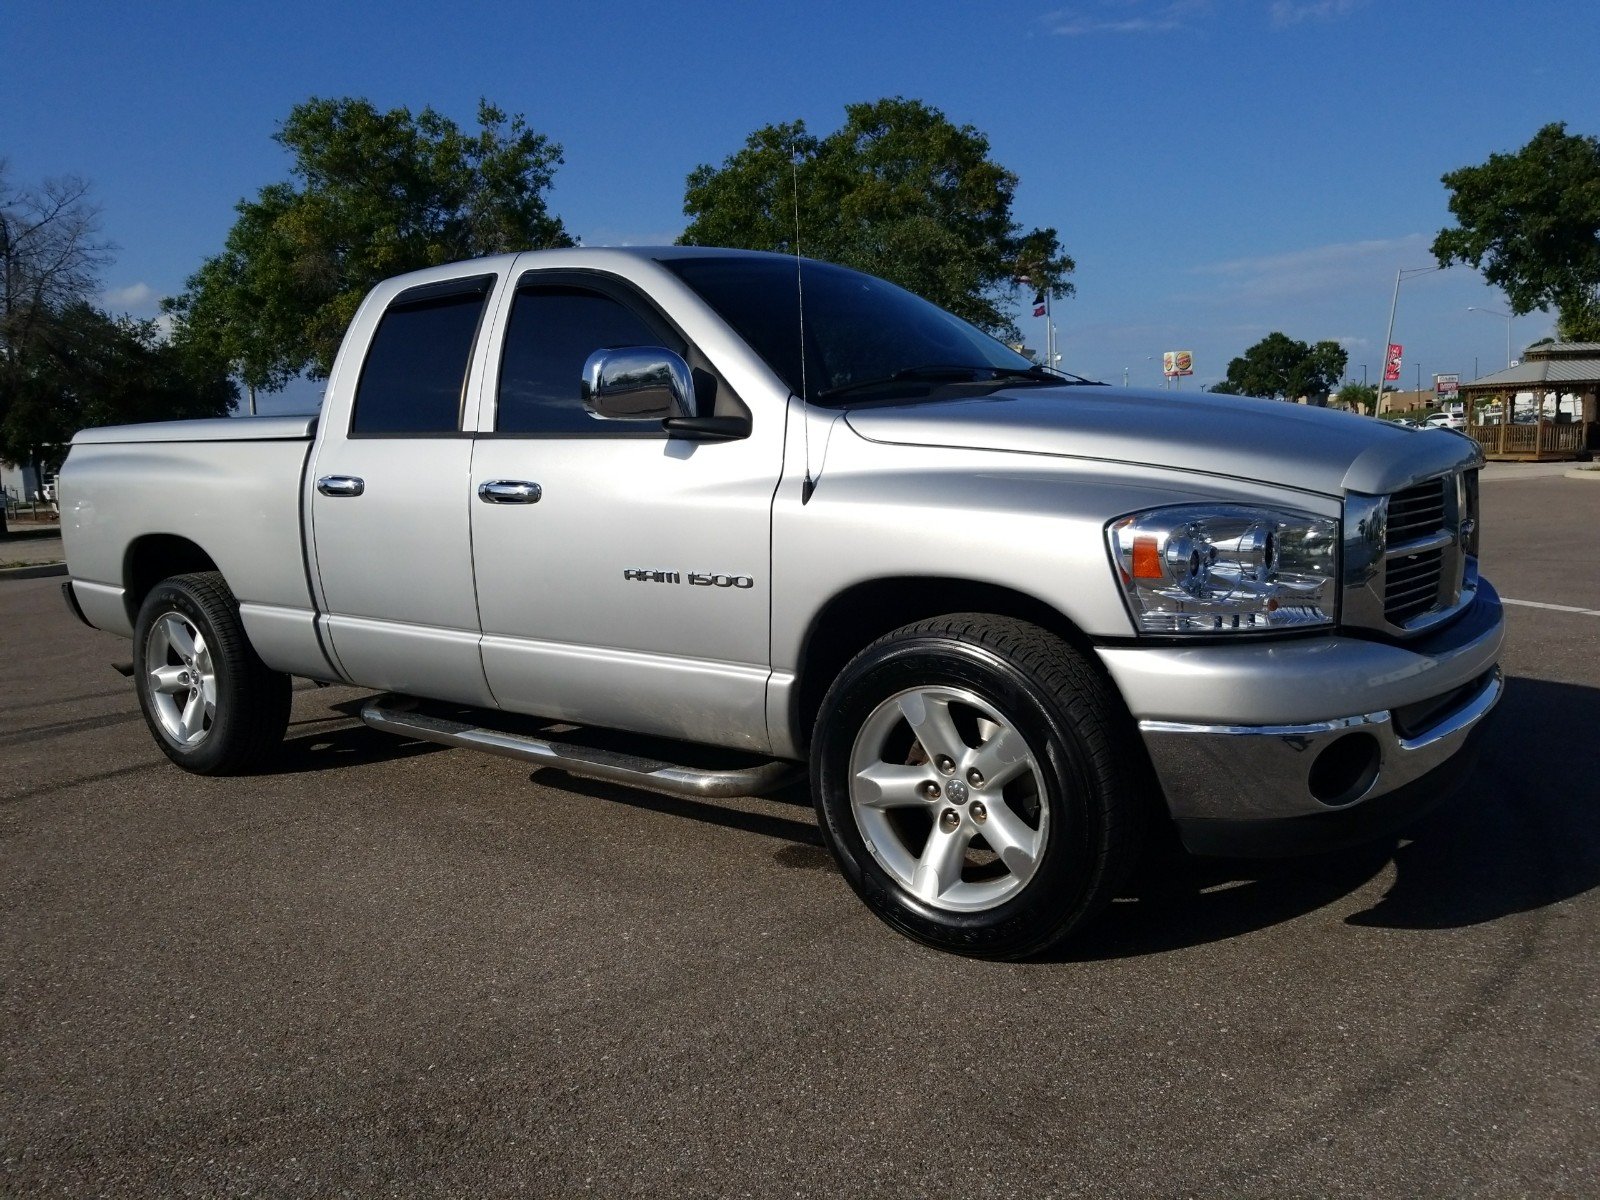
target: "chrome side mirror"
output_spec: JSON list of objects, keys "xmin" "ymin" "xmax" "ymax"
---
[{"xmin": 581, "ymin": 346, "xmax": 694, "ymax": 422}]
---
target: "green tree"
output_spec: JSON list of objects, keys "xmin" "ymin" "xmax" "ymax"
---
[
  {"xmin": 1220, "ymin": 332, "xmax": 1348, "ymax": 402},
  {"xmin": 2, "ymin": 165, "xmax": 113, "ymax": 445},
  {"xmin": 167, "ymin": 97, "xmax": 574, "ymax": 391},
  {"xmin": 1432, "ymin": 123, "xmax": 1600, "ymax": 341},
  {"xmin": 680, "ymin": 98, "xmax": 1074, "ymax": 338},
  {"xmin": 3, "ymin": 303, "xmax": 234, "ymax": 461},
  {"xmin": 2, "ymin": 164, "xmax": 118, "ymax": 528},
  {"xmin": 1336, "ymin": 381, "xmax": 1378, "ymax": 414}
]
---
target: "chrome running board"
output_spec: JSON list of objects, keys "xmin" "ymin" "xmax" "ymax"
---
[{"xmin": 360, "ymin": 695, "xmax": 802, "ymax": 800}]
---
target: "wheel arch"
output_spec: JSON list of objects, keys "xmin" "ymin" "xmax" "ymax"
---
[
  {"xmin": 123, "ymin": 534, "xmax": 221, "ymax": 627},
  {"xmin": 790, "ymin": 576, "xmax": 1107, "ymax": 755}
]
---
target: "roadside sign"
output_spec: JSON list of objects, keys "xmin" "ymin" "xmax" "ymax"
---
[
  {"xmin": 1435, "ymin": 373, "xmax": 1460, "ymax": 399},
  {"xmin": 1162, "ymin": 350, "xmax": 1194, "ymax": 377}
]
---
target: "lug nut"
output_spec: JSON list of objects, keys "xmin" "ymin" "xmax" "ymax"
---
[
  {"xmin": 921, "ymin": 781, "xmax": 942, "ymax": 801},
  {"xmin": 970, "ymin": 801, "xmax": 988, "ymax": 823},
  {"xmin": 935, "ymin": 755, "xmax": 955, "ymax": 775},
  {"xmin": 967, "ymin": 768, "xmax": 984, "ymax": 787},
  {"xmin": 939, "ymin": 809, "xmax": 960, "ymax": 833}
]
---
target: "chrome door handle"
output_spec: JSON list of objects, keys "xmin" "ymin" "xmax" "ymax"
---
[
  {"xmin": 317, "ymin": 475, "xmax": 365, "ymax": 497},
  {"xmin": 477, "ymin": 479, "xmax": 542, "ymax": 504}
]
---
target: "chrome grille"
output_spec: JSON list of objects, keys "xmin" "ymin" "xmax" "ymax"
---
[
  {"xmin": 1386, "ymin": 479, "xmax": 1447, "ymax": 544},
  {"xmin": 1383, "ymin": 478, "xmax": 1449, "ymax": 624},
  {"xmin": 1385, "ymin": 546, "xmax": 1445, "ymax": 623},
  {"xmin": 1342, "ymin": 466, "xmax": 1478, "ymax": 638}
]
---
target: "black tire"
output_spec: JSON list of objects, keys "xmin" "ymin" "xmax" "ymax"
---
[
  {"xmin": 132, "ymin": 572, "xmax": 291, "ymax": 775},
  {"xmin": 811, "ymin": 614, "xmax": 1145, "ymax": 959}
]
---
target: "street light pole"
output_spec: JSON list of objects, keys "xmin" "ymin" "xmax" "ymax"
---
[
  {"xmin": 1467, "ymin": 305, "xmax": 1513, "ymax": 368},
  {"xmin": 1380, "ymin": 265, "xmax": 1443, "ymax": 393}
]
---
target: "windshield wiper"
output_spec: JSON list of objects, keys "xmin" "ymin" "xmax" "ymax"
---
[
  {"xmin": 987, "ymin": 365, "xmax": 1107, "ymax": 386},
  {"xmin": 814, "ymin": 365, "xmax": 988, "ymax": 400},
  {"xmin": 815, "ymin": 364, "xmax": 1077, "ymax": 401}
]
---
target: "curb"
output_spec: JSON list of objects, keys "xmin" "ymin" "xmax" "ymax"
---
[
  {"xmin": 1565, "ymin": 467, "xmax": 1600, "ymax": 481},
  {"xmin": 0, "ymin": 562, "xmax": 67, "ymax": 581}
]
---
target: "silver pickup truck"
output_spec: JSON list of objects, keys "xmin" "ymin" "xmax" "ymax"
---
[{"xmin": 59, "ymin": 247, "xmax": 1503, "ymax": 958}]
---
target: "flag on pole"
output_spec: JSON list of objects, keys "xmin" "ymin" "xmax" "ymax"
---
[
  {"xmin": 1033, "ymin": 290, "xmax": 1047, "ymax": 318},
  {"xmin": 1384, "ymin": 343, "xmax": 1403, "ymax": 382}
]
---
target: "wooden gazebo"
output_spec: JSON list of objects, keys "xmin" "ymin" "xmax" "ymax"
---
[{"xmin": 1460, "ymin": 342, "xmax": 1600, "ymax": 461}]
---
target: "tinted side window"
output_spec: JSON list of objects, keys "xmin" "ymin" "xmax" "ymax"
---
[
  {"xmin": 351, "ymin": 290, "xmax": 487, "ymax": 435},
  {"xmin": 497, "ymin": 286, "xmax": 665, "ymax": 434},
  {"xmin": 664, "ymin": 258, "xmax": 804, "ymax": 395}
]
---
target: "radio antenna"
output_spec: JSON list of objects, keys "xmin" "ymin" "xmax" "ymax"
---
[{"xmin": 793, "ymin": 154, "xmax": 815, "ymax": 505}]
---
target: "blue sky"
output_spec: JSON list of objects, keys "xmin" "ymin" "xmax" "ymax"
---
[{"xmin": 6, "ymin": 0, "xmax": 1597, "ymax": 411}]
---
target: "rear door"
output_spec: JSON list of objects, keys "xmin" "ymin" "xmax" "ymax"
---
[{"xmin": 308, "ymin": 275, "xmax": 497, "ymax": 705}]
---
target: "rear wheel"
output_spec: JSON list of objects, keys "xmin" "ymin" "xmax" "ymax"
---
[
  {"xmin": 133, "ymin": 572, "xmax": 290, "ymax": 775},
  {"xmin": 812, "ymin": 614, "xmax": 1144, "ymax": 959}
]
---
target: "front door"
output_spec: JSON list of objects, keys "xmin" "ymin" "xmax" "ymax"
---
[{"xmin": 469, "ymin": 271, "xmax": 779, "ymax": 751}]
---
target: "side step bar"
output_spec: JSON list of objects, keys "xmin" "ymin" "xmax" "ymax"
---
[{"xmin": 360, "ymin": 695, "xmax": 803, "ymax": 800}]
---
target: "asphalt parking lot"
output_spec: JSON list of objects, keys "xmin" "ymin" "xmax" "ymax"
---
[{"xmin": 3, "ymin": 469, "xmax": 1597, "ymax": 1196}]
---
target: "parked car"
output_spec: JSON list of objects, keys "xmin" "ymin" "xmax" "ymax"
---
[
  {"xmin": 1425, "ymin": 412, "xmax": 1466, "ymax": 430},
  {"xmin": 57, "ymin": 248, "xmax": 1504, "ymax": 958}
]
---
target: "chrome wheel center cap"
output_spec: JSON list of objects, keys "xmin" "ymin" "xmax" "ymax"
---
[{"xmin": 946, "ymin": 779, "xmax": 970, "ymax": 805}]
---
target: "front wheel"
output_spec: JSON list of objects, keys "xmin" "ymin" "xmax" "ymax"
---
[
  {"xmin": 812, "ymin": 615, "xmax": 1145, "ymax": 959},
  {"xmin": 133, "ymin": 572, "xmax": 290, "ymax": 775}
]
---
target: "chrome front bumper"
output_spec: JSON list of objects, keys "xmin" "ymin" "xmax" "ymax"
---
[
  {"xmin": 1138, "ymin": 666, "xmax": 1502, "ymax": 823},
  {"xmin": 1098, "ymin": 581, "xmax": 1506, "ymax": 852}
]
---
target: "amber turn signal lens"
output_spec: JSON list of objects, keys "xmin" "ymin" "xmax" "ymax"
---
[{"xmin": 1131, "ymin": 534, "xmax": 1162, "ymax": 579}]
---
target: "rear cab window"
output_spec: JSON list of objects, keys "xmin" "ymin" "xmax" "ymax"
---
[{"xmin": 351, "ymin": 276, "xmax": 494, "ymax": 435}]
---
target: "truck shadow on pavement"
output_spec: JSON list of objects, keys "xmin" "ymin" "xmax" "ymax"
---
[
  {"xmin": 1057, "ymin": 675, "xmax": 1600, "ymax": 961},
  {"xmin": 261, "ymin": 680, "xmax": 1599, "ymax": 960},
  {"xmin": 272, "ymin": 698, "xmax": 450, "ymax": 773},
  {"xmin": 522, "ymin": 772, "xmax": 825, "ymax": 848}
]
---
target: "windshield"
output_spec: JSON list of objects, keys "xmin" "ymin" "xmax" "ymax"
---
[{"xmin": 663, "ymin": 255, "xmax": 1043, "ymax": 402}]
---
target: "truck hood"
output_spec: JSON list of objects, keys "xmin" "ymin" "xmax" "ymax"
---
[{"xmin": 843, "ymin": 386, "xmax": 1480, "ymax": 496}]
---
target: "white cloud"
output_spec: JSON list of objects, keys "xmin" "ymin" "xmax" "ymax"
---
[
  {"xmin": 1187, "ymin": 233, "xmax": 1449, "ymax": 303},
  {"xmin": 1045, "ymin": 0, "xmax": 1367, "ymax": 36},
  {"xmin": 1269, "ymin": 0, "xmax": 1366, "ymax": 28},
  {"xmin": 101, "ymin": 281, "xmax": 157, "ymax": 311},
  {"xmin": 1043, "ymin": 0, "xmax": 1210, "ymax": 36}
]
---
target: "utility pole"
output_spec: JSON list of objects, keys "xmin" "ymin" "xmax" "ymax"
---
[{"xmin": 1468, "ymin": 306, "xmax": 1514, "ymax": 369}]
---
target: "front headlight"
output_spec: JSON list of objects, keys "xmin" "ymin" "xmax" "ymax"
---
[{"xmin": 1107, "ymin": 505, "xmax": 1339, "ymax": 634}]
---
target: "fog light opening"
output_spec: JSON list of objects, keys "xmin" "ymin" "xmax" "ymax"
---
[{"xmin": 1308, "ymin": 732, "xmax": 1381, "ymax": 807}]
